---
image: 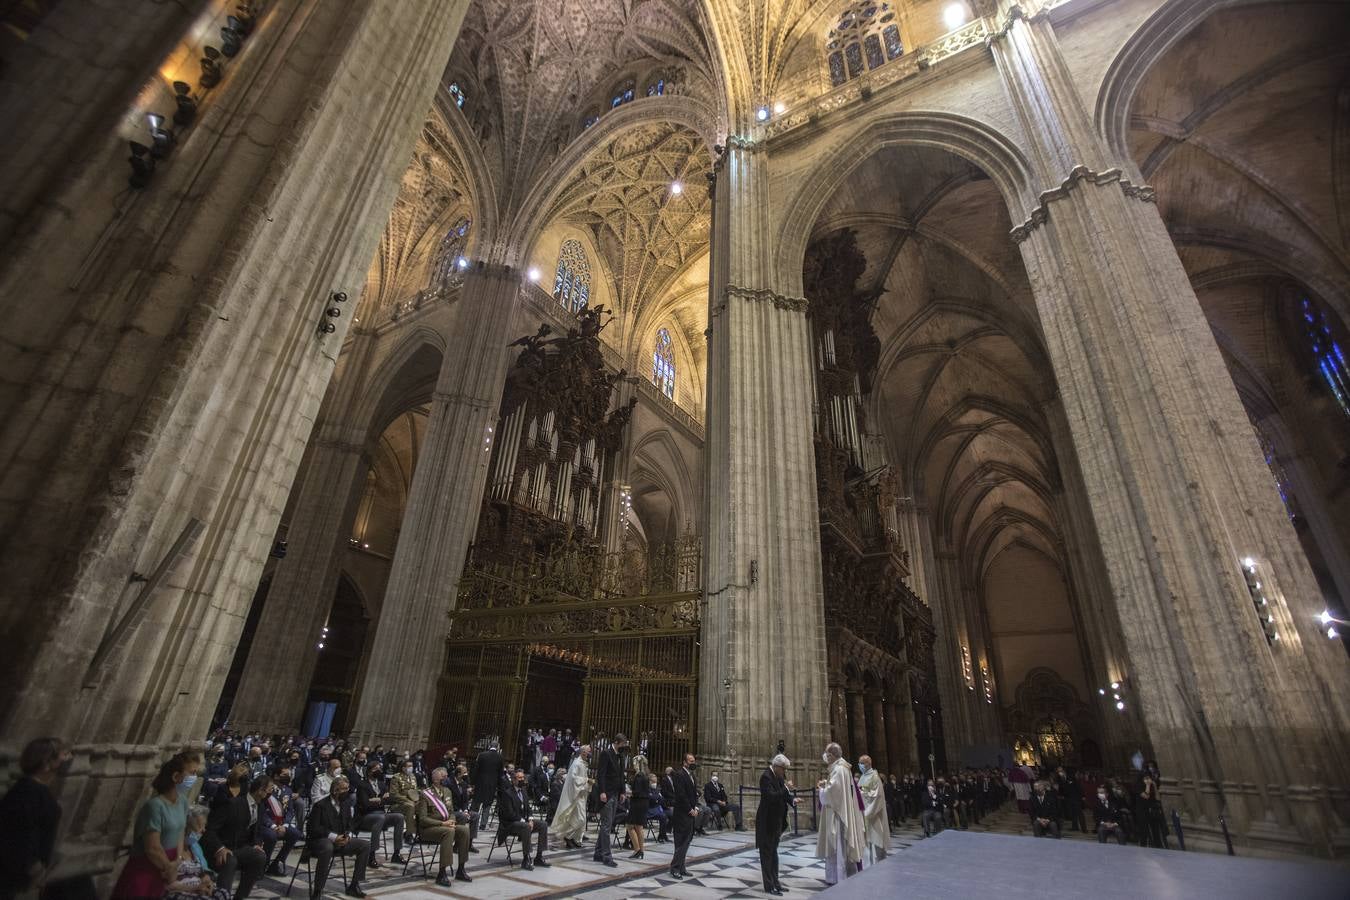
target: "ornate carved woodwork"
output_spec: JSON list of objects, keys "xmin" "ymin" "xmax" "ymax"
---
[
  {"xmin": 807, "ymin": 229, "xmax": 941, "ymax": 767},
  {"xmin": 473, "ymin": 305, "xmax": 636, "ymax": 564}
]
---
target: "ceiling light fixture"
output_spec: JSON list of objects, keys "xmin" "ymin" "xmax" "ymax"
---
[
  {"xmin": 528, "ymin": 267, "xmax": 540, "ymax": 282},
  {"xmin": 756, "ymin": 106, "xmax": 769, "ymax": 122},
  {"xmin": 670, "ymin": 181, "xmax": 683, "ymax": 195}
]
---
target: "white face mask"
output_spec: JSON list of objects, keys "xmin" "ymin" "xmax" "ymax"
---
[
  {"xmin": 822, "ymin": 753, "xmax": 830, "ymax": 765},
  {"xmin": 711, "ymin": 777, "xmax": 718, "ymax": 784}
]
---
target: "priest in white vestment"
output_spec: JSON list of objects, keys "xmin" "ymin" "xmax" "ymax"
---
[
  {"xmin": 554, "ymin": 743, "xmax": 592, "ymax": 847},
  {"xmin": 815, "ymin": 742, "xmax": 865, "ymax": 883},
  {"xmin": 856, "ymin": 755, "xmax": 891, "ymax": 863}
]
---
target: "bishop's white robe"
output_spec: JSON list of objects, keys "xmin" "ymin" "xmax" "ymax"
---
[
  {"xmin": 553, "ymin": 755, "xmax": 590, "ymax": 841},
  {"xmin": 857, "ymin": 768, "xmax": 892, "ymax": 862},
  {"xmin": 815, "ymin": 757, "xmax": 865, "ymax": 883}
]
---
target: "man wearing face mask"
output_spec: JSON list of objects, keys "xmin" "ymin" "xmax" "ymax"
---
[
  {"xmin": 390, "ymin": 759, "xmax": 420, "ymax": 845},
  {"xmin": 415, "ymin": 768, "xmax": 473, "ymax": 886},
  {"xmin": 668, "ymin": 753, "xmax": 700, "ymax": 879},
  {"xmin": 305, "ymin": 777, "xmax": 369, "ymax": 898},
  {"xmin": 591, "ymin": 733, "xmax": 626, "ymax": 867},
  {"xmin": 0, "ymin": 738, "xmax": 82, "ymax": 900},
  {"xmin": 702, "ymin": 772, "xmax": 743, "ymax": 831},
  {"xmin": 815, "ymin": 743, "xmax": 864, "ymax": 885},
  {"xmin": 1093, "ymin": 784, "xmax": 1127, "ymax": 845},
  {"xmin": 354, "ymin": 762, "xmax": 405, "ymax": 868},
  {"xmin": 202, "ymin": 774, "xmax": 271, "ymax": 900},
  {"xmin": 856, "ymin": 756, "xmax": 890, "ymax": 864},
  {"xmin": 261, "ymin": 768, "xmax": 303, "ymax": 876},
  {"xmin": 311, "ymin": 758, "xmax": 344, "ymax": 807}
]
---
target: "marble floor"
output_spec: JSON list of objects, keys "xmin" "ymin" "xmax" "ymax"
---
[{"xmin": 247, "ymin": 806, "xmax": 1040, "ymax": 900}]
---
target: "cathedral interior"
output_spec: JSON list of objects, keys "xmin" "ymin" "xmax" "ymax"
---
[{"xmin": 1, "ymin": 0, "xmax": 1350, "ymax": 882}]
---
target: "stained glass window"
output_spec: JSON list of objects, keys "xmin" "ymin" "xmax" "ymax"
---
[
  {"xmin": 448, "ymin": 82, "xmax": 466, "ymax": 108},
  {"xmin": 883, "ymin": 24, "xmax": 903, "ymax": 59},
  {"xmin": 826, "ymin": 2, "xmax": 905, "ymax": 86},
  {"xmin": 647, "ymin": 79, "xmax": 665, "ymax": 96},
  {"xmin": 1302, "ymin": 296, "xmax": 1350, "ymax": 417},
  {"xmin": 828, "ymin": 51, "xmax": 846, "ymax": 86},
  {"xmin": 582, "ymin": 113, "xmax": 600, "ymax": 130},
  {"xmin": 432, "ymin": 217, "xmax": 471, "ymax": 286},
  {"xmin": 553, "ymin": 239, "xmax": 592, "ymax": 313},
  {"xmin": 864, "ymin": 34, "xmax": 884, "ymax": 69},
  {"xmin": 611, "ymin": 81, "xmax": 636, "ymax": 108},
  {"xmin": 653, "ymin": 328, "xmax": 676, "ymax": 399},
  {"xmin": 1250, "ymin": 417, "xmax": 1298, "ymax": 520}
]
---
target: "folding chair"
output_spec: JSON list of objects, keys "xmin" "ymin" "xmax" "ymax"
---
[
  {"xmin": 400, "ymin": 834, "xmax": 442, "ymax": 881},
  {"xmin": 285, "ymin": 847, "xmax": 347, "ymax": 897},
  {"xmin": 486, "ymin": 827, "xmax": 517, "ymax": 865}
]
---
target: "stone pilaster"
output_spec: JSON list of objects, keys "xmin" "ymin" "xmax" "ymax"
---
[
  {"xmin": 700, "ymin": 141, "xmax": 830, "ymax": 770},
  {"xmin": 0, "ymin": 0, "xmax": 470, "ymax": 884},
  {"xmin": 229, "ymin": 333, "xmax": 382, "ymax": 733},
  {"xmin": 993, "ymin": 8, "xmax": 1350, "ymax": 855},
  {"xmin": 348, "ymin": 263, "xmax": 524, "ymax": 748}
]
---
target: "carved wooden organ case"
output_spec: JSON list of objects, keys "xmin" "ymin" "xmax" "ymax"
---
[
  {"xmin": 473, "ymin": 307, "xmax": 636, "ymax": 565},
  {"xmin": 805, "ymin": 230, "xmax": 941, "ymax": 739}
]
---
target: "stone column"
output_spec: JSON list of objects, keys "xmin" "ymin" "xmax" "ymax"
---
[
  {"xmin": 699, "ymin": 140, "xmax": 830, "ymax": 770},
  {"xmin": 349, "ymin": 263, "xmax": 524, "ymax": 748},
  {"xmin": 930, "ymin": 550, "xmax": 974, "ymax": 762},
  {"xmin": 0, "ymin": 0, "xmax": 469, "ymax": 883},
  {"xmin": 867, "ymin": 694, "xmax": 888, "ymax": 774},
  {"xmin": 885, "ymin": 697, "xmax": 915, "ymax": 776},
  {"xmin": 993, "ymin": 7, "xmax": 1350, "ymax": 854},
  {"xmin": 847, "ymin": 690, "xmax": 868, "ymax": 764},
  {"xmin": 229, "ymin": 333, "xmax": 382, "ymax": 733}
]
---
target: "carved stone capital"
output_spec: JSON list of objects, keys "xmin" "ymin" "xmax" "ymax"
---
[
  {"xmin": 724, "ymin": 284, "xmax": 807, "ymax": 312},
  {"xmin": 1010, "ymin": 165, "xmax": 1157, "ymax": 243}
]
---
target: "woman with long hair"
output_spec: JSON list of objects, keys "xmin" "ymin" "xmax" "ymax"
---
[{"xmin": 625, "ymin": 755, "xmax": 651, "ymax": 859}]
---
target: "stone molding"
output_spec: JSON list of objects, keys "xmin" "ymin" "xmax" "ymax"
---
[
  {"xmin": 1010, "ymin": 165, "xmax": 1156, "ymax": 242},
  {"xmin": 723, "ymin": 284, "xmax": 808, "ymax": 313}
]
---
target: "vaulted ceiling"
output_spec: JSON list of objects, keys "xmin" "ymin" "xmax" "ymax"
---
[{"xmin": 811, "ymin": 143, "xmax": 1060, "ymax": 583}]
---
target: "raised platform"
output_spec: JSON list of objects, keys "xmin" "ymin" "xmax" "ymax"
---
[{"xmin": 820, "ymin": 830, "xmax": 1350, "ymax": 900}]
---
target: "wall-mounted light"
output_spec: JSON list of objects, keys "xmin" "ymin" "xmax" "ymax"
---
[
  {"xmin": 943, "ymin": 3, "xmax": 968, "ymax": 30},
  {"xmin": 457, "ymin": 256, "xmax": 469, "ymax": 270},
  {"xmin": 756, "ymin": 106, "xmax": 770, "ymax": 122},
  {"xmin": 773, "ymin": 100, "xmax": 786, "ymax": 115},
  {"xmin": 527, "ymin": 267, "xmax": 540, "ymax": 282}
]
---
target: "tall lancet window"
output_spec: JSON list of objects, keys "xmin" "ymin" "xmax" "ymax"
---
[
  {"xmin": 1249, "ymin": 414, "xmax": 1298, "ymax": 521},
  {"xmin": 552, "ymin": 239, "xmax": 591, "ymax": 313},
  {"xmin": 653, "ymin": 328, "xmax": 676, "ymax": 399},
  {"xmin": 1301, "ymin": 296, "xmax": 1350, "ymax": 417},
  {"xmin": 432, "ymin": 217, "xmax": 471, "ymax": 287},
  {"xmin": 825, "ymin": 2, "xmax": 905, "ymax": 88}
]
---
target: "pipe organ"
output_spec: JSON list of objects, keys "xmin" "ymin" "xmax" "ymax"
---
[{"xmin": 474, "ymin": 307, "xmax": 636, "ymax": 564}]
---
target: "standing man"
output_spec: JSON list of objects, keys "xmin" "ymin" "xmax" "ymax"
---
[
  {"xmin": 757, "ymin": 753, "xmax": 795, "ymax": 896},
  {"xmin": 554, "ymin": 744, "xmax": 591, "ymax": 849},
  {"xmin": 592, "ymin": 734, "xmax": 626, "ymax": 867},
  {"xmin": 856, "ymin": 756, "xmax": 891, "ymax": 864},
  {"xmin": 668, "ymin": 753, "xmax": 700, "ymax": 880},
  {"xmin": 497, "ymin": 770, "xmax": 552, "ymax": 871},
  {"xmin": 815, "ymin": 743, "xmax": 864, "ymax": 885},
  {"xmin": 469, "ymin": 741, "xmax": 503, "ymax": 832}
]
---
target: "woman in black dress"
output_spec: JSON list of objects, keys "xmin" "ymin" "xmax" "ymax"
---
[{"xmin": 625, "ymin": 755, "xmax": 651, "ymax": 859}]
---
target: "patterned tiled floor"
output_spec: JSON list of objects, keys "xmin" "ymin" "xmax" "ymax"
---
[{"xmin": 246, "ymin": 806, "xmax": 1034, "ymax": 899}]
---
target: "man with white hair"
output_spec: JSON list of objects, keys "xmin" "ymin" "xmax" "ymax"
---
[
  {"xmin": 554, "ymin": 744, "xmax": 591, "ymax": 848},
  {"xmin": 757, "ymin": 753, "xmax": 796, "ymax": 896},
  {"xmin": 856, "ymin": 755, "xmax": 891, "ymax": 864},
  {"xmin": 815, "ymin": 742, "xmax": 864, "ymax": 884}
]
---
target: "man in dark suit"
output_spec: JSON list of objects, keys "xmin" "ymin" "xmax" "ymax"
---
[
  {"xmin": 354, "ymin": 762, "xmax": 405, "ymax": 867},
  {"xmin": 305, "ymin": 776, "xmax": 370, "ymax": 898},
  {"xmin": 757, "ymin": 754, "xmax": 796, "ymax": 896},
  {"xmin": 1092, "ymin": 785, "xmax": 1127, "ymax": 844},
  {"xmin": 203, "ymin": 774, "xmax": 270, "ymax": 900},
  {"xmin": 497, "ymin": 770, "xmax": 551, "ymax": 870},
  {"xmin": 469, "ymin": 742, "xmax": 503, "ymax": 832},
  {"xmin": 669, "ymin": 752, "xmax": 700, "ymax": 879},
  {"xmin": 592, "ymin": 733, "xmax": 626, "ymax": 867},
  {"xmin": 1030, "ymin": 780, "xmax": 1062, "ymax": 838},
  {"xmin": 703, "ymin": 772, "xmax": 744, "ymax": 830}
]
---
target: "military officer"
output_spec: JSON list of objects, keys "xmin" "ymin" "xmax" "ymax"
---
[{"xmin": 415, "ymin": 767, "xmax": 473, "ymax": 887}]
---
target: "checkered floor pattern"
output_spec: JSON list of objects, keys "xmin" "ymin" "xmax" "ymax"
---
[{"xmin": 244, "ymin": 806, "xmax": 1032, "ymax": 899}]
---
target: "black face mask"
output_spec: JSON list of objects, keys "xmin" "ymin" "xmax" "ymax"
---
[
  {"xmin": 57, "ymin": 757, "xmax": 73, "ymax": 777},
  {"xmin": 277, "ymin": 774, "xmax": 292, "ymax": 785}
]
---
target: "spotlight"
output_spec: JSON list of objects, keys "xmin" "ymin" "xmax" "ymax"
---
[
  {"xmin": 773, "ymin": 100, "xmax": 786, "ymax": 115},
  {"xmin": 1243, "ymin": 556, "xmax": 1256, "ymax": 569},
  {"xmin": 317, "ymin": 642, "xmax": 324, "ymax": 649},
  {"xmin": 172, "ymin": 82, "xmax": 197, "ymax": 126},
  {"xmin": 1110, "ymin": 682, "xmax": 1119, "ymax": 690},
  {"xmin": 756, "ymin": 106, "xmax": 769, "ymax": 121},
  {"xmin": 528, "ymin": 267, "xmax": 540, "ymax": 282},
  {"xmin": 325, "ymin": 307, "xmax": 341, "ymax": 317},
  {"xmin": 319, "ymin": 322, "xmax": 336, "ymax": 334},
  {"xmin": 943, "ymin": 3, "xmax": 967, "ymax": 29},
  {"xmin": 456, "ymin": 256, "xmax": 469, "ymax": 270},
  {"xmin": 1115, "ymin": 700, "xmax": 1125, "ymax": 711},
  {"xmin": 1318, "ymin": 610, "xmax": 1332, "ymax": 625},
  {"xmin": 200, "ymin": 47, "xmax": 223, "ymax": 88},
  {"xmin": 1330, "ymin": 626, "xmax": 1340, "ymax": 639},
  {"xmin": 1097, "ymin": 688, "xmax": 1105, "ymax": 695},
  {"xmin": 670, "ymin": 181, "xmax": 683, "ymax": 195},
  {"xmin": 332, "ymin": 291, "xmax": 348, "ymax": 303}
]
